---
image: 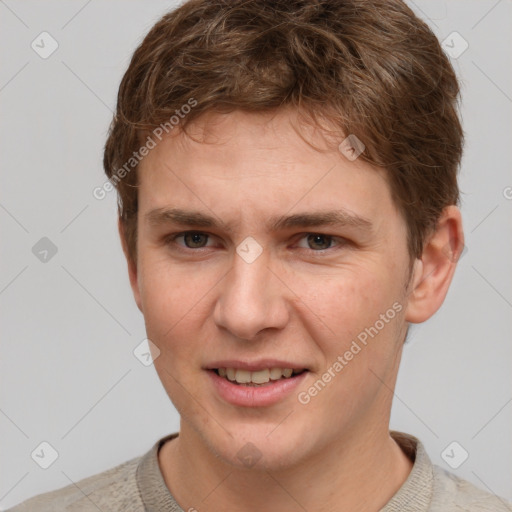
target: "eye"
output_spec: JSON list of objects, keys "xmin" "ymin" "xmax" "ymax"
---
[
  {"xmin": 169, "ymin": 231, "xmax": 213, "ymax": 249},
  {"xmin": 165, "ymin": 231, "xmax": 346, "ymax": 254},
  {"xmin": 296, "ymin": 233, "xmax": 344, "ymax": 251}
]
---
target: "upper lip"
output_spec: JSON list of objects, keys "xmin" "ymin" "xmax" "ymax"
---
[{"xmin": 204, "ymin": 359, "xmax": 309, "ymax": 372}]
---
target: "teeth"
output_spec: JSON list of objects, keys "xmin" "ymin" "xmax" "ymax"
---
[
  {"xmin": 269, "ymin": 368, "xmax": 283, "ymax": 380},
  {"xmin": 217, "ymin": 367, "xmax": 303, "ymax": 385},
  {"xmin": 235, "ymin": 369, "xmax": 251, "ymax": 384},
  {"xmin": 251, "ymin": 369, "xmax": 270, "ymax": 384}
]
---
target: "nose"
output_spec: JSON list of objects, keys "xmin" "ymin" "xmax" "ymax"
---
[{"xmin": 213, "ymin": 248, "xmax": 290, "ymax": 341}]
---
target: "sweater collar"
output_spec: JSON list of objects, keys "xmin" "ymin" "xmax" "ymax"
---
[{"xmin": 136, "ymin": 430, "xmax": 433, "ymax": 512}]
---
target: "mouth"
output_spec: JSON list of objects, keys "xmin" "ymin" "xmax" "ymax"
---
[
  {"xmin": 204, "ymin": 360, "xmax": 310, "ymax": 406},
  {"xmin": 211, "ymin": 367, "xmax": 308, "ymax": 386}
]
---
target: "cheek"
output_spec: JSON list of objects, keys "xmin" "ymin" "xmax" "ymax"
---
[
  {"xmin": 137, "ymin": 257, "xmax": 207, "ymax": 350},
  {"xmin": 294, "ymin": 265, "xmax": 405, "ymax": 378},
  {"xmin": 294, "ymin": 272, "xmax": 405, "ymax": 419},
  {"xmin": 297, "ymin": 269, "xmax": 388, "ymax": 340},
  {"xmin": 139, "ymin": 264, "xmax": 211, "ymax": 404}
]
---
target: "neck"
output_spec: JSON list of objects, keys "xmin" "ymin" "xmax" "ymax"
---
[{"xmin": 158, "ymin": 424, "xmax": 413, "ymax": 512}]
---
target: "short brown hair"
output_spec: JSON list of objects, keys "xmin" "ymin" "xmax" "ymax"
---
[{"xmin": 103, "ymin": 0, "xmax": 463, "ymax": 265}]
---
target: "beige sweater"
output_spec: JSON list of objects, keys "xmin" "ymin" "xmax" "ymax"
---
[{"xmin": 7, "ymin": 431, "xmax": 511, "ymax": 511}]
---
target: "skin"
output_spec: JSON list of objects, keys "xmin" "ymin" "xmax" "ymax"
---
[{"xmin": 119, "ymin": 109, "xmax": 464, "ymax": 512}]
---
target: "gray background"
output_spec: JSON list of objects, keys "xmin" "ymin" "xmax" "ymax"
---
[{"xmin": 1, "ymin": 0, "xmax": 511, "ymax": 508}]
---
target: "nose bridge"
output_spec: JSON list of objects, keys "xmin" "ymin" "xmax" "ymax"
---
[{"xmin": 214, "ymin": 246, "xmax": 288, "ymax": 339}]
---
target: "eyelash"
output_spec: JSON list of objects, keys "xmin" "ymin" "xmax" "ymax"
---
[{"xmin": 164, "ymin": 231, "xmax": 347, "ymax": 255}]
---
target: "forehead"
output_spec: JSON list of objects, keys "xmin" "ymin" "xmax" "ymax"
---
[
  {"xmin": 136, "ymin": 109, "xmax": 400, "ymax": 231},
  {"xmin": 150, "ymin": 109, "xmax": 365, "ymax": 173}
]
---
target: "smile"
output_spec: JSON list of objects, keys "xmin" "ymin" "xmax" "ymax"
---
[
  {"xmin": 214, "ymin": 367, "xmax": 306, "ymax": 386},
  {"xmin": 207, "ymin": 367, "xmax": 309, "ymax": 407}
]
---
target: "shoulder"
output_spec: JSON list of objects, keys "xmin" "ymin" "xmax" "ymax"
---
[
  {"xmin": 6, "ymin": 455, "xmax": 144, "ymax": 512},
  {"xmin": 430, "ymin": 464, "xmax": 512, "ymax": 512}
]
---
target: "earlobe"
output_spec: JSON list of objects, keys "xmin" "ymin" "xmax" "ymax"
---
[
  {"xmin": 117, "ymin": 218, "xmax": 143, "ymax": 313},
  {"xmin": 405, "ymin": 206, "xmax": 464, "ymax": 324}
]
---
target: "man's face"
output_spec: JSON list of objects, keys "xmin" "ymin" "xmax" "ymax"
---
[{"xmin": 131, "ymin": 109, "xmax": 414, "ymax": 469}]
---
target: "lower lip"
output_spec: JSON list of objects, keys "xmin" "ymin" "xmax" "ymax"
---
[{"xmin": 207, "ymin": 370, "xmax": 308, "ymax": 407}]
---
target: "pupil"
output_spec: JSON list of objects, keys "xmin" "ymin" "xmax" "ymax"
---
[
  {"xmin": 309, "ymin": 234, "xmax": 330, "ymax": 250},
  {"xmin": 186, "ymin": 233, "xmax": 206, "ymax": 248}
]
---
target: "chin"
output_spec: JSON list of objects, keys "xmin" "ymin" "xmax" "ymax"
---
[{"xmin": 200, "ymin": 420, "xmax": 312, "ymax": 471}]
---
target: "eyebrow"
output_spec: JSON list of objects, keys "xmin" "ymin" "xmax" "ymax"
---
[{"xmin": 145, "ymin": 207, "xmax": 374, "ymax": 233}]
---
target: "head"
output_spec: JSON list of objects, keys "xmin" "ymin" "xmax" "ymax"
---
[{"xmin": 103, "ymin": 0, "xmax": 464, "ymax": 469}]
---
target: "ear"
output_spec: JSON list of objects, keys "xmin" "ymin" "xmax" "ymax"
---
[
  {"xmin": 118, "ymin": 217, "xmax": 143, "ymax": 312},
  {"xmin": 405, "ymin": 205, "xmax": 465, "ymax": 323}
]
